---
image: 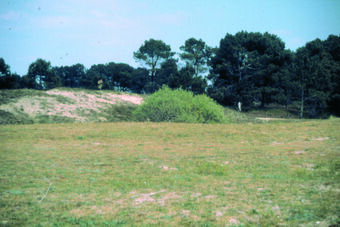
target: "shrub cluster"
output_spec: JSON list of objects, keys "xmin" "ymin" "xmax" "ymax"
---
[{"xmin": 133, "ymin": 86, "xmax": 225, "ymax": 123}]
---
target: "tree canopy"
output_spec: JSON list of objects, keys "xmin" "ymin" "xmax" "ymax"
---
[
  {"xmin": 180, "ymin": 38, "xmax": 212, "ymax": 78},
  {"xmin": 209, "ymin": 31, "xmax": 293, "ymax": 110},
  {"xmin": 26, "ymin": 59, "xmax": 61, "ymax": 90},
  {"xmin": 0, "ymin": 58, "xmax": 10, "ymax": 76},
  {"xmin": 1, "ymin": 32, "xmax": 340, "ymax": 117},
  {"xmin": 295, "ymin": 37, "xmax": 340, "ymax": 117},
  {"xmin": 134, "ymin": 38, "xmax": 174, "ymax": 92}
]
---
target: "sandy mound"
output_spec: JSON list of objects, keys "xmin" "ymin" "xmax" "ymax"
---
[
  {"xmin": 0, "ymin": 88, "xmax": 144, "ymax": 123},
  {"xmin": 46, "ymin": 90, "xmax": 143, "ymax": 105}
]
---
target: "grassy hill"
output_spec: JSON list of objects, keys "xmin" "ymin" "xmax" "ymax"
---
[{"xmin": 0, "ymin": 88, "xmax": 143, "ymax": 124}]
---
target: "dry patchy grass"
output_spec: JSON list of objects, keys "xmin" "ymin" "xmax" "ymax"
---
[{"xmin": 0, "ymin": 119, "xmax": 339, "ymax": 226}]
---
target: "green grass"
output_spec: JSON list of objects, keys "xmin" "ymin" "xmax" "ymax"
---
[
  {"xmin": 246, "ymin": 104, "xmax": 301, "ymax": 119},
  {"xmin": 1, "ymin": 119, "xmax": 340, "ymax": 226}
]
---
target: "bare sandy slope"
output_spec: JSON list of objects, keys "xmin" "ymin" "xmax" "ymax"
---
[{"xmin": 0, "ymin": 88, "xmax": 143, "ymax": 123}]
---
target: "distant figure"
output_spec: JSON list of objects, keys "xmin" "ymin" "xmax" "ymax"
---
[{"xmin": 238, "ymin": 102, "xmax": 242, "ymax": 112}]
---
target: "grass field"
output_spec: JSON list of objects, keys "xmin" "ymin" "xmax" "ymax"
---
[{"xmin": 0, "ymin": 119, "xmax": 339, "ymax": 226}]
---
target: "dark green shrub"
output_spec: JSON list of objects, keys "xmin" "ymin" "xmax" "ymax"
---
[
  {"xmin": 133, "ymin": 86, "xmax": 225, "ymax": 123},
  {"xmin": 105, "ymin": 104, "xmax": 138, "ymax": 122}
]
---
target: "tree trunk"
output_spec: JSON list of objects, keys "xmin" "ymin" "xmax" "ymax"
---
[
  {"xmin": 260, "ymin": 91, "xmax": 265, "ymax": 108},
  {"xmin": 195, "ymin": 64, "xmax": 199, "ymax": 78},
  {"xmin": 300, "ymin": 87, "xmax": 304, "ymax": 118},
  {"xmin": 238, "ymin": 63, "xmax": 242, "ymax": 82},
  {"xmin": 151, "ymin": 64, "xmax": 155, "ymax": 92},
  {"xmin": 151, "ymin": 56, "xmax": 159, "ymax": 92}
]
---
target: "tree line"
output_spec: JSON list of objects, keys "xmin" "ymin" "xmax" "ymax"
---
[{"xmin": 1, "ymin": 31, "xmax": 339, "ymax": 117}]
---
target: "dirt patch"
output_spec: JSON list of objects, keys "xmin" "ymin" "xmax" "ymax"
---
[
  {"xmin": 312, "ymin": 137, "xmax": 329, "ymax": 141},
  {"xmin": 227, "ymin": 217, "xmax": 239, "ymax": 226},
  {"xmin": 191, "ymin": 192, "xmax": 202, "ymax": 198},
  {"xmin": 204, "ymin": 195, "xmax": 217, "ymax": 200},
  {"xmin": 133, "ymin": 190, "xmax": 182, "ymax": 206},
  {"xmin": 134, "ymin": 195, "xmax": 155, "ymax": 204},
  {"xmin": 272, "ymin": 141, "xmax": 284, "ymax": 145},
  {"xmin": 294, "ymin": 150, "xmax": 306, "ymax": 155},
  {"xmin": 216, "ymin": 211, "xmax": 223, "ymax": 217},
  {"xmin": 133, "ymin": 190, "xmax": 166, "ymax": 205},
  {"xmin": 157, "ymin": 192, "xmax": 182, "ymax": 206},
  {"xmin": 181, "ymin": 210, "xmax": 191, "ymax": 217},
  {"xmin": 159, "ymin": 165, "xmax": 178, "ymax": 171}
]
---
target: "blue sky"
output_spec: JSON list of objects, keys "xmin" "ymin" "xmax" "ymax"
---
[{"xmin": 1, "ymin": 0, "xmax": 340, "ymax": 75}]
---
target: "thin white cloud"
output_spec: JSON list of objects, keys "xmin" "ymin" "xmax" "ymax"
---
[{"xmin": 0, "ymin": 11, "xmax": 21, "ymax": 21}]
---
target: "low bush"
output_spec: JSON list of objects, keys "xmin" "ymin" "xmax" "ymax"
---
[
  {"xmin": 133, "ymin": 86, "xmax": 225, "ymax": 123},
  {"xmin": 105, "ymin": 104, "xmax": 138, "ymax": 122},
  {"xmin": 0, "ymin": 110, "xmax": 33, "ymax": 124}
]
